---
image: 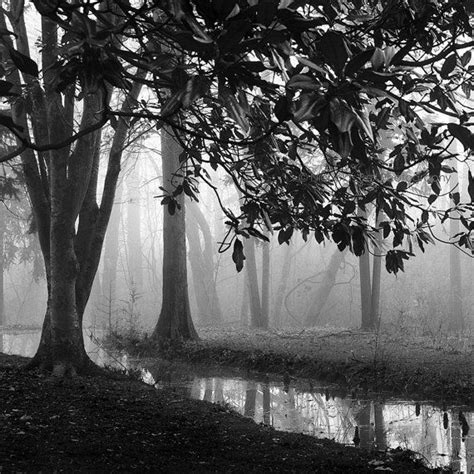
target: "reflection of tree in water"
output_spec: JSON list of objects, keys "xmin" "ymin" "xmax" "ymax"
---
[
  {"xmin": 244, "ymin": 381, "xmax": 257, "ymax": 418},
  {"xmin": 2, "ymin": 333, "xmax": 472, "ymax": 470}
]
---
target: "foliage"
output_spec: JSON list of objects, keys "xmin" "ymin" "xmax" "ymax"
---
[
  {"xmin": 0, "ymin": 142, "xmax": 43, "ymax": 279},
  {"xmin": 0, "ymin": 0, "xmax": 473, "ymax": 274}
]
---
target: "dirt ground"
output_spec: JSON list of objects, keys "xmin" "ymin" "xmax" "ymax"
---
[
  {"xmin": 125, "ymin": 327, "xmax": 474, "ymax": 406},
  {"xmin": 0, "ymin": 352, "xmax": 439, "ymax": 473}
]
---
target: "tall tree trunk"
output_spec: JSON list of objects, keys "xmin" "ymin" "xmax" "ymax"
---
[
  {"xmin": 304, "ymin": 248, "xmax": 345, "ymax": 327},
  {"xmin": 261, "ymin": 239, "xmax": 270, "ymax": 327},
  {"xmin": 48, "ymin": 140, "xmax": 89, "ymax": 376},
  {"xmin": 240, "ymin": 271, "xmax": 249, "ymax": 326},
  {"xmin": 126, "ymin": 163, "xmax": 143, "ymax": 291},
  {"xmin": 1, "ymin": 6, "xmax": 143, "ymax": 375},
  {"xmin": 0, "ymin": 203, "xmax": 5, "ymax": 326},
  {"xmin": 102, "ymin": 183, "xmax": 123, "ymax": 328},
  {"xmin": 358, "ymin": 207, "xmax": 373, "ymax": 331},
  {"xmin": 448, "ymin": 160, "xmax": 463, "ymax": 332},
  {"xmin": 187, "ymin": 201, "xmax": 223, "ymax": 326},
  {"xmin": 152, "ymin": 126, "xmax": 198, "ymax": 345},
  {"xmin": 273, "ymin": 243, "xmax": 292, "ymax": 327},
  {"xmin": 370, "ymin": 210, "xmax": 383, "ymax": 329},
  {"xmin": 244, "ymin": 237, "xmax": 264, "ymax": 328}
]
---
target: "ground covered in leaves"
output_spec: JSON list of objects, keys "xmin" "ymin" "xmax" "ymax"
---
[
  {"xmin": 117, "ymin": 327, "xmax": 474, "ymax": 406},
  {"xmin": 0, "ymin": 353, "xmax": 439, "ymax": 473}
]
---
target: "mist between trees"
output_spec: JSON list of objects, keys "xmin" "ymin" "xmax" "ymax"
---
[
  {"xmin": 0, "ymin": 0, "xmax": 473, "ymax": 375},
  {"xmin": 1, "ymin": 142, "xmax": 472, "ymax": 338}
]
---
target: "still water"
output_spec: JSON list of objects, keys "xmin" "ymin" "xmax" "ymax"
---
[{"xmin": 2, "ymin": 329, "xmax": 473, "ymax": 471}]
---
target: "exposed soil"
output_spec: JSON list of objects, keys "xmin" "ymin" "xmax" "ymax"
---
[
  {"xmin": 0, "ymin": 353, "xmax": 440, "ymax": 473},
  {"xmin": 114, "ymin": 327, "xmax": 474, "ymax": 406}
]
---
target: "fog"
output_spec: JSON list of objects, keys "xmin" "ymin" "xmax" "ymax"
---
[{"xmin": 1, "ymin": 149, "xmax": 472, "ymax": 337}]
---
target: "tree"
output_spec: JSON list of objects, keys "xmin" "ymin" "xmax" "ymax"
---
[
  {"xmin": 152, "ymin": 126, "xmax": 198, "ymax": 345},
  {"xmin": 187, "ymin": 200, "xmax": 223, "ymax": 326},
  {"xmin": 126, "ymin": 161, "xmax": 143, "ymax": 293},
  {"xmin": 0, "ymin": 3, "xmax": 143, "ymax": 374},
  {"xmin": 304, "ymin": 248, "xmax": 346, "ymax": 327},
  {"xmin": 261, "ymin": 238, "xmax": 271, "ymax": 327},
  {"xmin": 1, "ymin": 0, "xmax": 472, "ymax": 360},
  {"xmin": 0, "ymin": 157, "xmax": 42, "ymax": 327},
  {"xmin": 448, "ymin": 158, "xmax": 464, "ymax": 331},
  {"xmin": 101, "ymin": 182, "xmax": 123, "ymax": 329}
]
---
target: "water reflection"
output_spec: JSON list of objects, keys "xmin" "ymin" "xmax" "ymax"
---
[
  {"xmin": 143, "ymin": 366, "xmax": 473, "ymax": 470},
  {"xmin": 1, "ymin": 329, "xmax": 472, "ymax": 471}
]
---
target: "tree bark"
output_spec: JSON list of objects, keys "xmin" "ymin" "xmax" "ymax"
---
[
  {"xmin": 370, "ymin": 210, "xmax": 383, "ymax": 329},
  {"xmin": 1, "ymin": 5, "xmax": 144, "ymax": 374},
  {"xmin": 243, "ymin": 237, "xmax": 265, "ymax": 328},
  {"xmin": 0, "ymin": 203, "xmax": 5, "ymax": 326},
  {"xmin": 240, "ymin": 271, "xmax": 250, "ymax": 326},
  {"xmin": 102, "ymin": 183, "xmax": 123, "ymax": 328},
  {"xmin": 152, "ymin": 126, "xmax": 198, "ymax": 345},
  {"xmin": 448, "ymin": 159, "xmax": 463, "ymax": 332},
  {"xmin": 261, "ymin": 239, "xmax": 271, "ymax": 327},
  {"xmin": 126, "ymin": 163, "xmax": 143, "ymax": 291},
  {"xmin": 358, "ymin": 207, "xmax": 373, "ymax": 331},
  {"xmin": 273, "ymin": 242, "xmax": 292, "ymax": 327}
]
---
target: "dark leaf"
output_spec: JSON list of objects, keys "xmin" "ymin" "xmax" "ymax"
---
[
  {"xmin": 345, "ymin": 48, "xmax": 374, "ymax": 76},
  {"xmin": 447, "ymin": 123, "xmax": 473, "ymax": 151},
  {"xmin": 8, "ymin": 48, "xmax": 39, "ymax": 77},
  {"xmin": 393, "ymin": 153, "xmax": 405, "ymax": 175},
  {"xmin": 450, "ymin": 192, "xmax": 460, "ymax": 205},
  {"xmin": 314, "ymin": 229, "xmax": 324, "ymax": 244},
  {"xmin": 167, "ymin": 199, "xmax": 176, "ymax": 215},
  {"xmin": 396, "ymin": 181, "xmax": 408, "ymax": 192},
  {"xmin": 427, "ymin": 194, "xmax": 437, "ymax": 205},
  {"xmin": 343, "ymin": 201, "xmax": 356, "ymax": 214},
  {"xmin": 257, "ymin": 0, "xmax": 279, "ymax": 27},
  {"xmin": 0, "ymin": 80, "xmax": 17, "ymax": 96},
  {"xmin": 461, "ymin": 51, "xmax": 471, "ymax": 67},
  {"xmin": 232, "ymin": 238, "xmax": 246, "ymax": 272},
  {"xmin": 440, "ymin": 54, "xmax": 457, "ymax": 79},
  {"xmin": 278, "ymin": 226, "xmax": 293, "ymax": 245},
  {"xmin": 468, "ymin": 171, "xmax": 474, "ymax": 203},
  {"xmin": 274, "ymin": 95, "xmax": 292, "ymax": 122},
  {"xmin": 218, "ymin": 19, "xmax": 252, "ymax": 54},
  {"xmin": 318, "ymin": 31, "xmax": 350, "ymax": 75}
]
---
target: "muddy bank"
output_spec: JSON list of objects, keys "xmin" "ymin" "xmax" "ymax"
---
[
  {"xmin": 116, "ymin": 327, "xmax": 473, "ymax": 406},
  {"xmin": 0, "ymin": 353, "xmax": 438, "ymax": 473}
]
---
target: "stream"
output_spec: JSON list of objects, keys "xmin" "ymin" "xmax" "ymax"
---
[{"xmin": 1, "ymin": 328, "xmax": 473, "ymax": 471}]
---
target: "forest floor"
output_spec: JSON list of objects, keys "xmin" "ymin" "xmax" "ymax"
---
[
  {"xmin": 0, "ymin": 353, "xmax": 437, "ymax": 473},
  {"xmin": 114, "ymin": 326, "xmax": 474, "ymax": 406}
]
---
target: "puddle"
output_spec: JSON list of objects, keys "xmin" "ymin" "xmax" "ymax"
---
[{"xmin": 2, "ymin": 329, "xmax": 473, "ymax": 471}]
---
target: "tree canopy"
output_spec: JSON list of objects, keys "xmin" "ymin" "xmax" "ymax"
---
[{"xmin": 1, "ymin": 0, "xmax": 473, "ymax": 274}]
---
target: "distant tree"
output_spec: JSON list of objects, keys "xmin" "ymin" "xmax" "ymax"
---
[
  {"xmin": 1, "ymin": 0, "xmax": 472, "ymax": 363},
  {"xmin": 126, "ymin": 161, "xmax": 143, "ymax": 293},
  {"xmin": 0, "ymin": 157, "xmax": 42, "ymax": 326},
  {"xmin": 243, "ymin": 236, "xmax": 265, "ymax": 328},
  {"xmin": 152, "ymin": 126, "xmax": 198, "ymax": 345},
  {"xmin": 304, "ymin": 248, "xmax": 346, "ymax": 327},
  {"xmin": 187, "ymin": 200, "xmax": 223, "ymax": 326}
]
